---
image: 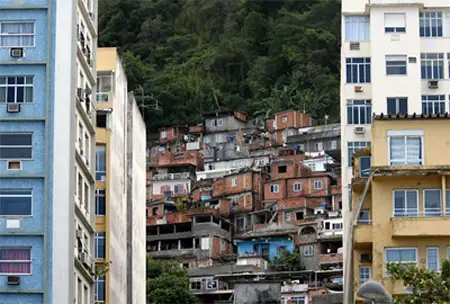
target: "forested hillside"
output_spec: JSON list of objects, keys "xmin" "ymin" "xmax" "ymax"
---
[{"xmin": 98, "ymin": 0, "xmax": 341, "ymax": 131}]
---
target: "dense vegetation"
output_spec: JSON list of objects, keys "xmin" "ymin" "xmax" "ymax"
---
[{"xmin": 98, "ymin": 0, "xmax": 341, "ymax": 132}]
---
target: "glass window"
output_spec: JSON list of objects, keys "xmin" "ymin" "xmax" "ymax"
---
[
  {"xmin": 424, "ymin": 189, "xmax": 442, "ymax": 216},
  {"xmin": 95, "ymin": 232, "xmax": 105, "ymax": 259},
  {"xmin": 360, "ymin": 266, "xmax": 371, "ymax": 283},
  {"xmin": 359, "ymin": 210, "xmax": 371, "ymax": 224},
  {"xmin": 347, "ymin": 100, "xmax": 372, "ymax": 125},
  {"xmin": 421, "ymin": 53, "xmax": 444, "ymax": 79},
  {"xmin": 96, "ymin": 145, "xmax": 106, "ymax": 181},
  {"xmin": 0, "ymin": 76, "xmax": 33, "ymax": 103},
  {"xmin": 95, "ymin": 189, "xmax": 105, "ymax": 216},
  {"xmin": 190, "ymin": 279, "xmax": 202, "ymax": 291},
  {"xmin": 206, "ymin": 278, "xmax": 218, "ymax": 290},
  {"xmin": 0, "ymin": 133, "xmax": 32, "ymax": 160},
  {"xmin": 426, "ymin": 247, "xmax": 439, "ymax": 271},
  {"xmin": 270, "ymin": 184, "xmax": 279, "ymax": 193},
  {"xmin": 0, "ymin": 189, "xmax": 32, "ymax": 216},
  {"xmin": 347, "ymin": 141, "xmax": 371, "ymax": 167},
  {"xmin": 446, "ymin": 190, "xmax": 450, "ymax": 216},
  {"xmin": 0, "ymin": 248, "xmax": 31, "ymax": 274},
  {"xmin": 290, "ymin": 297, "xmax": 306, "ymax": 304},
  {"xmin": 389, "ymin": 135, "xmax": 423, "ymax": 165},
  {"xmin": 385, "ymin": 13, "xmax": 406, "ymax": 33},
  {"xmin": 345, "ymin": 16, "xmax": 370, "ymax": 41},
  {"xmin": 284, "ymin": 212, "xmax": 291, "ymax": 223},
  {"xmin": 0, "ymin": 21, "xmax": 35, "ymax": 47},
  {"xmin": 387, "ymin": 97, "xmax": 408, "ymax": 115},
  {"xmin": 314, "ymin": 180, "xmax": 323, "ymax": 189},
  {"xmin": 232, "ymin": 177, "xmax": 237, "ymax": 187},
  {"xmin": 385, "ymin": 248, "xmax": 417, "ymax": 266},
  {"xmin": 386, "ymin": 55, "xmax": 407, "ymax": 75},
  {"xmin": 96, "ymin": 75, "xmax": 112, "ymax": 102},
  {"xmin": 303, "ymin": 245, "xmax": 314, "ymax": 257},
  {"xmin": 360, "ymin": 156, "xmax": 371, "ymax": 178},
  {"xmin": 293, "ymin": 183, "xmax": 302, "ymax": 192},
  {"xmin": 346, "ymin": 58, "xmax": 371, "ymax": 83},
  {"xmin": 420, "ymin": 12, "xmax": 443, "ymax": 37},
  {"xmin": 422, "ymin": 95, "xmax": 445, "ymax": 115},
  {"xmin": 95, "ymin": 276, "xmax": 105, "ymax": 302},
  {"xmin": 393, "ymin": 190, "xmax": 418, "ymax": 217}
]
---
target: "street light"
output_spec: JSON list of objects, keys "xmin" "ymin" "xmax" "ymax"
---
[{"xmin": 357, "ymin": 280, "xmax": 393, "ymax": 304}]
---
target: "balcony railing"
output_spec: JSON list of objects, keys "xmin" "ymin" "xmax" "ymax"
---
[
  {"xmin": 393, "ymin": 209, "xmax": 450, "ymax": 217},
  {"xmin": 152, "ymin": 172, "xmax": 191, "ymax": 181}
]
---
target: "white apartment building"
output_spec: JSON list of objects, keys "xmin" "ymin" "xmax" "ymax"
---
[{"xmin": 341, "ymin": 0, "xmax": 450, "ymax": 300}]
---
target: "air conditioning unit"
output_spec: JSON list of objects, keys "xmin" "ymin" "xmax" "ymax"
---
[
  {"xmin": 10, "ymin": 48, "xmax": 24, "ymax": 58},
  {"xmin": 7, "ymin": 103, "xmax": 21, "ymax": 113},
  {"xmin": 349, "ymin": 42, "xmax": 360, "ymax": 50},
  {"xmin": 354, "ymin": 86, "xmax": 363, "ymax": 93},
  {"xmin": 428, "ymin": 80, "xmax": 439, "ymax": 89},
  {"xmin": 408, "ymin": 57, "xmax": 417, "ymax": 64},
  {"xmin": 77, "ymin": 88, "xmax": 84, "ymax": 100},
  {"xmin": 7, "ymin": 276, "xmax": 20, "ymax": 285},
  {"xmin": 76, "ymin": 229, "xmax": 83, "ymax": 239},
  {"xmin": 360, "ymin": 253, "xmax": 372, "ymax": 262},
  {"xmin": 353, "ymin": 126, "xmax": 365, "ymax": 134}
]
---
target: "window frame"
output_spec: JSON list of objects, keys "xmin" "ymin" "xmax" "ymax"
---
[
  {"xmin": 346, "ymin": 100, "xmax": 372, "ymax": 125},
  {"xmin": 345, "ymin": 16, "xmax": 370, "ymax": 42},
  {"xmin": 359, "ymin": 266, "xmax": 371, "ymax": 283},
  {"xmin": 314, "ymin": 180, "xmax": 323, "ymax": 190},
  {"xmin": 0, "ymin": 76, "xmax": 34, "ymax": 104},
  {"xmin": 293, "ymin": 183, "xmax": 302, "ymax": 192},
  {"xmin": 423, "ymin": 189, "xmax": 442, "ymax": 217},
  {"xmin": 347, "ymin": 141, "xmax": 371, "ymax": 167},
  {"xmin": 95, "ymin": 145, "xmax": 106, "ymax": 181},
  {"xmin": 384, "ymin": 13, "xmax": 406, "ymax": 33},
  {"xmin": 95, "ymin": 232, "xmax": 106, "ymax": 259},
  {"xmin": 346, "ymin": 57, "xmax": 371, "ymax": 84},
  {"xmin": 359, "ymin": 156, "xmax": 371, "ymax": 178},
  {"xmin": 387, "ymin": 97, "xmax": 408, "ymax": 115},
  {"xmin": 303, "ymin": 245, "xmax": 314, "ymax": 257},
  {"xmin": 392, "ymin": 189, "xmax": 419, "ymax": 217},
  {"xmin": 386, "ymin": 55, "xmax": 407, "ymax": 75},
  {"xmin": 421, "ymin": 53, "xmax": 444, "ymax": 80},
  {"xmin": 270, "ymin": 184, "xmax": 280, "ymax": 193},
  {"xmin": 95, "ymin": 189, "xmax": 105, "ymax": 216},
  {"xmin": 385, "ymin": 247, "xmax": 418, "ymax": 275},
  {"xmin": 95, "ymin": 275, "xmax": 106, "ymax": 302},
  {"xmin": 0, "ymin": 133, "xmax": 33, "ymax": 160},
  {"xmin": 0, "ymin": 20, "xmax": 36, "ymax": 48},
  {"xmin": 0, "ymin": 189, "xmax": 32, "ymax": 217},
  {"xmin": 0, "ymin": 247, "xmax": 32, "ymax": 275},
  {"xmin": 388, "ymin": 131, "xmax": 424, "ymax": 166},
  {"xmin": 426, "ymin": 247, "xmax": 440, "ymax": 271},
  {"xmin": 422, "ymin": 95, "xmax": 445, "ymax": 115},
  {"xmin": 359, "ymin": 210, "xmax": 371, "ymax": 224},
  {"xmin": 420, "ymin": 11, "xmax": 443, "ymax": 37},
  {"xmin": 231, "ymin": 177, "xmax": 237, "ymax": 187},
  {"xmin": 96, "ymin": 75, "xmax": 112, "ymax": 103}
]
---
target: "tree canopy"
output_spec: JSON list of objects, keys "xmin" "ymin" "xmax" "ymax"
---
[{"xmin": 98, "ymin": 0, "xmax": 341, "ymax": 132}]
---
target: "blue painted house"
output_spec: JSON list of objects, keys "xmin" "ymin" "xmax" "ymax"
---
[{"xmin": 235, "ymin": 237, "xmax": 295, "ymax": 260}]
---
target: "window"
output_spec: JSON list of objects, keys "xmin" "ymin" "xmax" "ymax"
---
[
  {"xmin": 217, "ymin": 119, "xmax": 223, "ymax": 126},
  {"xmin": 296, "ymin": 211, "xmax": 304, "ymax": 220},
  {"xmin": 424, "ymin": 189, "xmax": 442, "ymax": 216},
  {"xmin": 422, "ymin": 95, "xmax": 445, "ymax": 115},
  {"xmin": 446, "ymin": 190, "xmax": 450, "ymax": 216},
  {"xmin": 206, "ymin": 278, "xmax": 218, "ymax": 290},
  {"xmin": 303, "ymin": 245, "xmax": 314, "ymax": 257},
  {"xmin": 231, "ymin": 177, "xmax": 237, "ymax": 187},
  {"xmin": 386, "ymin": 55, "xmax": 407, "ymax": 75},
  {"xmin": 421, "ymin": 53, "xmax": 444, "ymax": 79},
  {"xmin": 347, "ymin": 100, "xmax": 372, "ymax": 125},
  {"xmin": 95, "ymin": 276, "xmax": 105, "ymax": 302},
  {"xmin": 385, "ymin": 248, "xmax": 417, "ymax": 272},
  {"xmin": 95, "ymin": 232, "xmax": 105, "ymax": 259},
  {"xmin": 190, "ymin": 279, "xmax": 201, "ymax": 291},
  {"xmin": 95, "ymin": 190, "xmax": 105, "ymax": 216},
  {"xmin": 211, "ymin": 119, "xmax": 223, "ymax": 127},
  {"xmin": 332, "ymin": 222, "xmax": 343, "ymax": 230},
  {"xmin": 96, "ymin": 76, "xmax": 112, "ymax": 102},
  {"xmin": 360, "ymin": 266, "xmax": 371, "ymax": 283},
  {"xmin": 281, "ymin": 116, "xmax": 287, "ymax": 123},
  {"xmin": 0, "ymin": 76, "xmax": 33, "ymax": 103},
  {"xmin": 201, "ymin": 237, "xmax": 210, "ymax": 250},
  {"xmin": 0, "ymin": 21, "xmax": 35, "ymax": 47},
  {"xmin": 420, "ymin": 12, "xmax": 443, "ymax": 37},
  {"xmin": 346, "ymin": 58, "xmax": 371, "ymax": 83},
  {"xmin": 152, "ymin": 207, "xmax": 158, "ymax": 216},
  {"xmin": 389, "ymin": 131, "xmax": 423, "ymax": 165},
  {"xmin": 331, "ymin": 140, "xmax": 337, "ymax": 149},
  {"xmin": 0, "ymin": 189, "xmax": 32, "ymax": 216},
  {"xmin": 96, "ymin": 146, "xmax": 106, "ymax": 181},
  {"xmin": 84, "ymin": 133, "xmax": 89, "ymax": 163},
  {"xmin": 231, "ymin": 197, "xmax": 238, "ymax": 207},
  {"xmin": 96, "ymin": 112, "xmax": 107, "ymax": 128},
  {"xmin": 316, "ymin": 142, "xmax": 323, "ymax": 151},
  {"xmin": 289, "ymin": 297, "xmax": 306, "ymax": 304},
  {"xmin": 0, "ymin": 248, "xmax": 31, "ymax": 275},
  {"xmin": 0, "ymin": 133, "xmax": 32, "ymax": 160},
  {"xmin": 427, "ymin": 247, "xmax": 439, "ymax": 271},
  {"xmin": 293, "ymin": 183, "xmax": 302, "ymax": 192},
  {"xmin": 284, "ymin": 212, "xmax": 291, "ymax": 223},
  {"xmin": 278, "ymin": 165, "xmax": 287, "ymax": 173},
  {"xmin": 393, "ymin": 189, "xmax": 418, "ymax": 217},
  {"xmin": 387, "ymin": 97, "xmax": 408, "ymax": 115},
  {"xmin": 84, "ymin": 183, "xmax": 89, "ymax": 211},
  {"xmin": 174, "ymin": 184, "xmax": 185, "ymax": 194},
  {"xmin": 345, "ymin": 16, "xmax": 370, "ymax": 41},
  {"xmin": 359, "ymin": 210, "xmax": 371, "ymax": 224},
  {"xmin": 347, "ymin": 141, "xmax": 371, "ymax": 167},
  {"xmin": 360, "ymin": 156, "xmax": 371, "ymax": 178},
  {"xmin": 385, "ymin": 13, "xmax": 406, "ymax": 33},
  {"xmin": 270, "ymin": 184, "xmax": 279, "ymax": 193},
  {"xmin": 314, "ymin": 180, "xmax": 323, "ymax": 190},
  {"xmin": 77, "ymin": 173, "xmax": 83, "ymax": 205},
  {"xmin": 78, "ymin": 123, "xmax": 83, "ymax": 152}
]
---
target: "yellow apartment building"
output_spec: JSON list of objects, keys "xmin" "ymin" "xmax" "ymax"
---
[
  {"xmin": 349, "ymin": 114, "xmax": 450, "ymax": 302},
  {"xmin": 94, "ymin": 48, "xmax": 147, "ymax": 304}
]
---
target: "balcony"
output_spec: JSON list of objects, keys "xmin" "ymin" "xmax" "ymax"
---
[
  {"xmin": 147, "ymin": 248, "xmax": 209, "ymax": 259},
  {"xmin": 354, "ymin": 224, "xmax": 373, "ymax": 248},
  {"xmin": 152, "ymin": 172, "xmax": 191, "ymax": 181},
  {"xmin": 319, "ymin": 253, "xmax": 343, "ymax": 265},
  {"xmin": 281, "ymin": 283, "xmax": 308, "ymax": 293},
  {"xmin": 391, "ymin": 216, "xmax": 450, "ymax": 237},
  {"xmin": 317, "ymin": 229, "xmax": 343, "ymax": 240},
  {"xmin": 157, "ymin": 150, "xmax": 203, "ymax": 169}
]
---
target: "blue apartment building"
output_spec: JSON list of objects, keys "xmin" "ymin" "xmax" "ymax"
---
[{"xmin": 0, "ymin": 0, "xmax": 97, "ymax": 303}]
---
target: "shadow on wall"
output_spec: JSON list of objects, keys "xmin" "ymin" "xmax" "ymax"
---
[{"xmin": 234, "ymin": 281, "xmax": 281, "ymax": 304}]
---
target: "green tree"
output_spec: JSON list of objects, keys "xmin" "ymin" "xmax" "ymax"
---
[
  {"xmin": 271, "ymin": 249, "xmax": 304, "ymax": 271},
  {"xmin": 147, "ymin": 258, "xmax": 196, "ymax": 304},
  {"xmin": 387, "ymin": 260, "xmax": 450, "ymax": 303}
]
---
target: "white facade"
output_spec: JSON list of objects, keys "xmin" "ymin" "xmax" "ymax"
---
[
  {"xmin": 341, "ymin": 0, "xmax": 450, "ymax": 301},
  {"xmin": 302, "ymin": 156, "xmax": 334, "ymax": 172}
]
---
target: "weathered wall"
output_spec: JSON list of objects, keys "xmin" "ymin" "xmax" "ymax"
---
[{"xmin": 234, "ymin": 282, "xmax": 281, "ymax": 304}]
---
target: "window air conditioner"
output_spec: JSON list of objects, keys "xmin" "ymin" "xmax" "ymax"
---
[
  {"xmin": 360, "ymin": 253, "xmax": 372, "ymax": 262},
  {"xmin": 7, "ymin": 103, "xmax": 21, "ymax": 113},
  {"xmin": 7, "ymin": 276, "xmax": 20, "ymax": 285},
  {"xmin": 10, "ymin": 48, "xmax": 24, "ymax": 58},
  {"xmin": 408, "ymin": 57, "xmax": 417, "ymax": 64},
  {"xmin": 353, "ymin": 126, "xmax": 365, "ymax": 134},
  {"xmin": 354, "ymin": 86, "xmax": 363, "ymax": 93},
  {"xmin": 349, "ymin": 42, "xmax": 360, "ymax": 50},
  {"xmin": 428, "ymin": 80, "xmax": 439, "ymax": 89}
]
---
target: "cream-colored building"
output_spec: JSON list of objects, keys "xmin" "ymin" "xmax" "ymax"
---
[
  {"xmin": 341, "ymin": 0, "xmax": 450, "ymax": 302},
  {"xmin": 95, "ymin": 48, "xmax": 146, "ymax": 304}
]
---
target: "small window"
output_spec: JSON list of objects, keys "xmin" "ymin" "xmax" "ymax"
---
[
  {"xmin": 0, "ymin": 248, "xmax": 31, "ymax": 275},
  {"xmin": 387, "ymin": 97, "xmax": 408, "ymax": 115},
  {"xmin": 386, "ymin": 55, "xmax": 407, "ymax": 75},
  {"xmin": 359, "ymin": 156, "xmax": 371, "ymax": 178},
  {"xmin": 206, "ymin": 278, "xmax": 218, "ymax": 290},
  {"xmin": 424, "ymin": 189, "xmax": 442, "ymax": 217},
  {"xmin": 0, "ymin": 189, "xmax": 32, "ymax": 216},
  {"xmin": 0, "ymin": 133, "xmax": 32, "ymax": 160},
  {"xmin": 284, "ymin": 211, "xmax": 291, "ymax": 223},
  {"xmin": 359, "ymin": 210, "xmax": 370, "ymax": 224},
  {"xmin": 281, "ymin": 116, "xmax": 287, "ymax": 123},
  {"xmin": 161, "ymin": 131, "xmax": 167, "ymax": 139},
  {"xmin": 345, "ymin": 16, "xmax": 370, "ymax": 41},
  {"xmin": 201, "ymin": 237, "xmax": 210, "ymax": 250},
  {"xmin": 0, "ymin": 76, "xmax": 34, "ymax": 103},
  {"xmin": 360, "ymin": 266, "xmax": 371, "ymax": 283},
  {"xmin": 293, "ymin": 183, "xmax": 302, "ymax": 192},
  {"xmin": 316, "ymin": 142, "xmax": 323, "ymax": 151},
  {"xmin": 393, "ymin": 189, "xmax": 418, "ymax": 217},
  {"xmin": 152, "ymin": 207, "xmax": 158, "ymax": 216},
  {"xmin": 421, "ymin": 53, "xmax": 444, "ymax": 80},
  {"xmin": 96, "ymin": 145, "xmax": 106, "ymax": 181},
  {"xmin": 314, "ymin": 180, "xmax": 323, "ymax": 190},
  {"xmin": 95, "ymin": 232, "xmax": 105, "ymax": 259},
  {"xmin": 217, "ymin": 119, "xmax": 223, "ymax": 126},
  {"xmin": 427, "ymin": 247, "xmax": 439, "ymax": 271},
  {"xmin": 278, "ymin": 246, "xmax": 287, "ymax": 254},
  {"xmin": 0, "ymin": 21, "xmax": 35, "ymax": 47},
  {"xmin": 231, "ymin": 177, "xmax": 237, "ymax": 187},
  {"xmin": 389, "ymin": 132, "xmax": 423, "ymax": 165},
  {"xmin": 278, "ymin": 165, "xmax": 287, "ymax": 173},
  {"xmin": 295, "ymin": 211, "xmax": 304, "ymax": 220},
  {"xmin": 331, "ymin": 140, "xmax": 337, "ymax": 150},
  {"xmin": 332, "ymin": 222, "xmax": 343, "ymax": 230},
  {"xmin": 270, "ymin": 184, "xmax": 279, "ymax": 193},
  {"xmin": 231, "ymin": 197, "xmax": 238, "ymax": 207},
  {"xmin": 303, "ymin": 245, "xmax": 314, "ymax": 257},
  {"xmin": 190, "ymin": 280, "xmax": 202, "ymax": 291},
  {"xmin": 95, "ymin": 276, "xmax": 105, "ymax": 302},
  {"xmin": 385, "ymin": 13, "xmax": 406, "ymax": 33},
  {"xmin": 96, "ymin": 112, "xmax": 108, "ymax": 128},
  {"xmin": 95, "ymin": 189, "xmax": 105, "ymax": 216},
  {"xmin": 96, "ymin": 75, "xmax": 112, "ymax": 102}
]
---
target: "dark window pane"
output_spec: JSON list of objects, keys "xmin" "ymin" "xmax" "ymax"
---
[
  {"xmin": 7, "ymin": 77, "xmax": 15, "ymax": 85},
  {"xmin": 0, "ymin": 134, "xmax": 32, "ymax": 146},
  {"xmin": 387, "ymin": 99, "xmax": 396, "ymax": 114},
  {"xmin": 7, "ymin": 87, "xmax": 14, "ymax": 103},
  {"xmin": 16, "ymin": 87, "xmax": 24, "ymax": 103},
  {"xmin": 16, "ymin": 77, "xmax": 24, "ymax": 85},
  {"xmin": 0, "ymin": 147, "xmax": 32, "ymax": 159},
  {"xmin": 0, "ymin": 196, "xmax": 32, "ymax": 215},
  {"xmin": 399, "ymin": 99, "xmax": 407, "ymax": 114},
  {"xmin": 347, "ymin": 106, "xmax": 353, "ymax": 124}
]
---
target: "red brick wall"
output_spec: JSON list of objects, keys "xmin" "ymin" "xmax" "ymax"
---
[
  {"xmin": 213, "ymin": 172, "xmax": 254, "ymax": 197},
  {"xmin": 285, "ymin": 176, "xmax": 330, "ymax": 198},
  {"xmin": 233, "ymin": 111, "xmax": 248, "ymax": 122},
  {"xmin": 157, "ymin": 150, "xmax": 203, "ymax": 169},
  {"xmin": 274, "ymin": 111, "xmax": 313, "ymax": 130},
  {"xmin": 228, "ymin": 193, "xmax": 253, "ymax": 212},
  {"xmin": 271, "ymin": 162, "xmax": 298, "ymax": 180},
  {"xmin": 212, "ymin": 237, "xmax": 221, "ymax": 257},
  {"xmin": 264, "ymin": 180, "xmax": 286, "ymax": 201}
]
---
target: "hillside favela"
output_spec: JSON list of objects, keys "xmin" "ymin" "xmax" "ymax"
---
[{"xmin": 0, "ymin": 0, "xmax": 449, "ymax": 304}]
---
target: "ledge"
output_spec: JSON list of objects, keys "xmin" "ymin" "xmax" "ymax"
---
[
  {"xmin": 0, "ymin": 289, "xmax": 44, "ymax": 294},
  {"xmin": 391, "ymin": 216, "xmax": 450, "ymax": 237},
  {"xmin": 0, "ymin": 117, "xmax": 46, "ymax": 122},
  {"xmin": 372, "ymin": 165, "xmax": 450, "ymax": 177},
  {"xmin": 75, "ymin": 203, "xmax": 95, "ymax": 234},
  {"xmin": 74, "ymin": 257, "xmax": 94, "ymax": 284},
  {"xmin": 0, "ymin": 232, "xmax": 44, "ymax": 236}
]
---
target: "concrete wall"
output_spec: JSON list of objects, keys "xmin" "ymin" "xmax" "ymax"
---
[{"xmin": 234, "ymin": 282, "xmax": 281, "ymax": 304}]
